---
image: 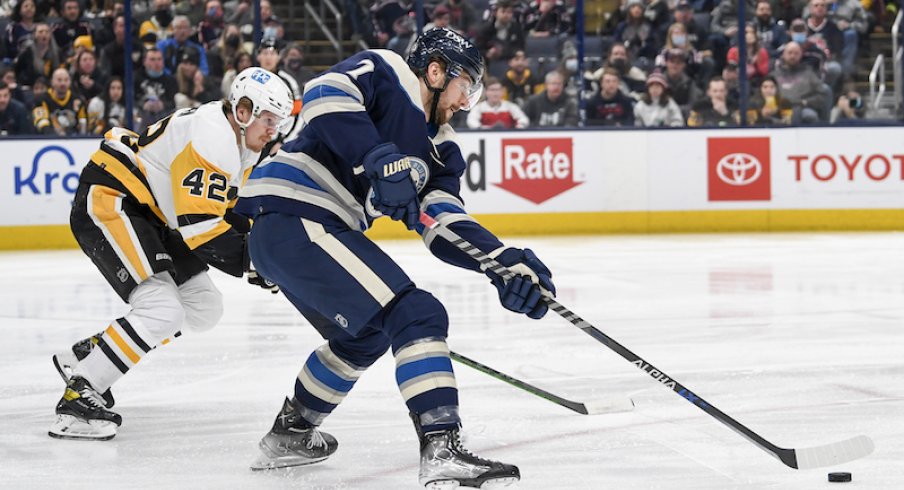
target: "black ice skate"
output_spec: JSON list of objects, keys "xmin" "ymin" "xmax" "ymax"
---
[
  {"xmin": 414, "ymin": 416, "xmax": 520, "ymax": 489},
  {"xmin": 249, "ymin": 397, "xmax": 338, "ymax": 470},
  {"xmin": 48, "ymin": 376, "xmax": 122, "ymax": 441},
  {"xmin": 52, "ymin": 334, "xmax": 115, "ymax": 408}
]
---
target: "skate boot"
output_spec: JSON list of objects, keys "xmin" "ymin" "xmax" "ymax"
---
[
  {"xmin": 414, "ymin": 416, "xmax": 520, "ymax": 489},
  {"xmin": 52, "ymin": 334, "xmax": 115, "ymax": 408},
  {"xmin": 249, "ymin": 397, "xmax": 338, "ymax": 470},
  {"xmin": 48, "ymin": 376, "xmax": 122, "ymax": 441}
]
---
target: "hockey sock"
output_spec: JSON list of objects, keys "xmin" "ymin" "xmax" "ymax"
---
[
  {"xmin": 394, "ymin": 337, "xmax": 460, "ymax": 433},
  {"xmin": 293, "ymin": 343, "xmax": 365, "ymax": 426},
  {"xmin": 73, "ymin": 317, "xmax": 153, "ymax": 392}
]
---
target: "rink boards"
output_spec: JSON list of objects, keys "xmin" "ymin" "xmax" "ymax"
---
[{"xmin": 2, "ymin": 127, "xmax": 904, "ymax": 249}]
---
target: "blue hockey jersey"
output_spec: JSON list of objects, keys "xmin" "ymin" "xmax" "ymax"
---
[{"xmin": 236, "ymin": 49, "xmax": 504, "ymax": 273}]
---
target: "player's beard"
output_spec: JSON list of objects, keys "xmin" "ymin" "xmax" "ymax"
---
[{"xmin": 427, "ymin": 92, "xmax": 452, "ymax": 126}]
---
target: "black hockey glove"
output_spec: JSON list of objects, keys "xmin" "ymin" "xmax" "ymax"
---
[
  {"xmin": 363, "ymin": 142, "xmax": 419, "ymax": 230},
  {"xmin": 247, "ymin": 270, "xmax": 279, "ymax": 294},
  {"xmin": 487, "ymin": 248, "xmax": 556, "ymax": 319}
]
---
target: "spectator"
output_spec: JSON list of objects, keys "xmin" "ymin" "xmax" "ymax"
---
[
  {"xmin": 371, "ymin": 1, "xmax": 410, "ymax": 47},
  {"xmin": 140, "ymin": 0, "xmax": 175, "ymax": 48},
  {"xmin": 709, "ymin": 0, "xmax": 757, "ymax": 71},
  {"xmin": 523, "ymin": 70, "xmax": 578, "ymax": 126},
  {"xmin": 87, "ymin": 77, "xmax": 127, "ymax": 134},
  {"xmin": 634, "ymin": 71, "xmax": 683, "ymax": 127},
  {"xmin": 1, "ymin": 67, "xmax": 31, "ymax": 107},
  {"xmin": 198, "ymin": 0, "xmax": 226, "ymax": 49},
  {"xmin": 225, "ymin": 0, "xmax": 254, "ymax": 28},
  {"xmin": 753, "ymin": 0, "xmax": 788, "ymax": 60},
  {"xmin": 71, "ymin": 49, "xmax": 106, "ymax": 101},
  {"xmin": 664, "ymin": 0, "xmax": 711, "ymax": 55},
  {"xmin": 173, "ymin": 47, "xmax": 220, "ymax": 109},
  {"xmin": 501, "ymin": 49, "xmax": 541, "ymax": 106},
  {"xmin": 687, "ymin": 77, "xmax": 738, "ymax": 126},
  {"xmin": 722, "ymin": 61, "xmax": 743, "ymax": 104},
  {"xmin": 727, "ymin": 24, "xmax": 771, "ymax": 84},
  {"xmin": 257, "ymin": 39, "xmax": 302, "ymax": 140},
  {"xmin": 0, "ymin": 80, "xmax": 34, "ymax": 135},
  {"xmin": 441, "ymin": 0, "xmax": 481, "ymax": 37},
  {"xmin": 788, "ymin": 18, "xmax": 829, "ymax": 75},
  {"xmin": 260, "ymin": 0, "xmax": 288, "ymax": 46},
  {"xmin": 426, "ymin": 4, "xmax": 451, "ymax": 31},
  {"xmin": 585, "ymin": 68, "xmax": 635, "ymax": 126},
  {"xmin": 655, "ymin": 22, "xmax": 714, "ymax": 83},
  {"xmin": 15, "ymin": 22, "xmax": 61, "ymax": 87},
  {"xmin": 771, "ymin": 41, "xmax": 829, "ymax": 123},
  {"xmin": 135, "ymin": 47, "xmax": 178, "ymax": 131},
  {"xmin": 748, "ymin": 75, "xmax": 793, "ymax": 125},
  {"xmin": 33, "ymin": 67, "xmax": 87, "ymax": 135},
  {"xmin": 282, "ymin": 44, "xmax": 317, "ymax": 88},
  {"xmin": 830, "ymin": 88, "xmax": 866, "ymax": 123},
  {"xmin": 220, "ymin": 50, "xmax": 253, "ymax": 97},
  {"xmin": 644, "ymin": 0, "xmax": 673, "ymax": 33},
  {"xmin": 467, "ymin": 76, "xmax": 529, "ymax": 128},
  {"xmin": 5, "ymin": 0, "xmax": 38, "ymax": 59},
  {"xmin": 806, "ymin": 0, "xmax": 866, "ymax": 76},
  {"xmin": 98, "ymin": 15, "xmax": 129, "ymax": 79},
  {"xmin": 663, "ymin": 48, "xmax": 703, "ymax": 116},
  {"xmin": 524, "ymin": 0, "xmax": 571, "ymax": 38},
  {"xmin": 595, "ymin": 42, "xmax": 646, "ymax": 97},
  {"xmin": 30, "ymin": 75, "xmax": 48, "ymax": 105},
  {"xmin": 52, "ymin": 0, "xmax": 91, "ymax": 56},
  {"xmin": 158, "ymin": 15, "xmax": 210, "ymax": 76},
  {"xmin": 614, "ymin": 0, "xmax": 655, "ymax": 61},
  {"xmin": 804, "ymin": 0, "xmax": 848, "ymax": 80},
  {"xmin": 476, "ymin": 0, "xmax": 525, "ymax": 62},
  {"xmin": 386, "ymin": 14, "xmax": 416, "ymax": 56},
  {"xmin": 208, "ymin": 24, "xmax": 244, "ymax": 79}
]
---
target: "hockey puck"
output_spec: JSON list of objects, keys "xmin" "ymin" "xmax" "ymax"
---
[{"xmin": 828, "ymin": 472, "xmax": 852, "ymax": 483}]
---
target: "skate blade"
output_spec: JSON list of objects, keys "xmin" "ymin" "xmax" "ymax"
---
[
  {"xmin": 48, "ymin": 414, "xmax": 117, "ymax": 441},
  {"xmin": 249, "ymin": 453, "xmax": 328, "ymax": 471},
  {"xmin": 423, "ymin": 476, "xmax": 519, "ymax": 489},
  {"xmin": 52, "ymin": 351, "xmax": 78, "ymax": 383}
]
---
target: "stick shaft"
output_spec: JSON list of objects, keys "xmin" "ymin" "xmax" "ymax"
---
[
  {"xmin": 450, "ymin": 350, "xmax": 589, "ymax": 414},
  {"xmin": 419, "ymin": 214, "xmax": 803, "ymax": 466}
]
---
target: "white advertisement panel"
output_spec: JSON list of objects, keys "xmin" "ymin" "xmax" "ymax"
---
[
  {"xmin": 0, "ymin": 138, "xmax": 97, "ymax": 225},
  {"xmin": 2, "ymin": 128, "xmax": 904, "ymax": 229}
]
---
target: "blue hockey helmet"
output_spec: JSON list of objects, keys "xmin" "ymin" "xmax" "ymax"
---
[{"xmin": 407, "ymin": 27, "xmax": 485, "ymax": 111}]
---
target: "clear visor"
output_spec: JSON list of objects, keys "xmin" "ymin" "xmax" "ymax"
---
[
  {"xmin": 256, "ymin": 110, "xmax": 293, "ymax": 135},
  {"xmin": 452, "ymin": 77, "xmax": 484, "ymax": 111}
]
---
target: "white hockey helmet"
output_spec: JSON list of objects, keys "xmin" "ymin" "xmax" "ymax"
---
[{"xmin": 229, "ymin": 67, "xmax": 294, "ymax": 134}]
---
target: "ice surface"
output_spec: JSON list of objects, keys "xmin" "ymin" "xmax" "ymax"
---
[{"xmin": 1, "ymin": 232, "xmax": 902, "ymax": 489}]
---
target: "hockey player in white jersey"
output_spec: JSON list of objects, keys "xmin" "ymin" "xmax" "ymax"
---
[{"xmin": 49, "ymin": 67, "xmax": 293, "ymax": 441}]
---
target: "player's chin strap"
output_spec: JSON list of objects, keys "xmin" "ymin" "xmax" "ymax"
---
[
  {"xmin": 231, "ymin": 104, "xmax": 258, "ymax": 153},
  {"xmin": 424, "ymin": 74, "xmax": 452, "ymax": 126}
]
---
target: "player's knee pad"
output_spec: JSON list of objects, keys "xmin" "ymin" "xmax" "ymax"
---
[
  {"xmin": 178, "ymin": 273, "xmax": 224, "ymax": 333},
  {"xmin": 384, "ymin": 288, "xmax": 449, "ymax": 350},
  {"xmin": 126, "ymin": 273, "xmax": 186, "ymax": 343}
]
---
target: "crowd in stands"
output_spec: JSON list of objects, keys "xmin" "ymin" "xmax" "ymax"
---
[
  {"xmin": 355, "ymin": 0, "xmax": 891, "ymax": 128},
  {"xmin": 0, "ymin": 0, "xmax": 897, "ymax": 136},
  {"xmin": 0, "ymin": 0, "xmax": 313, "ymax": 136}
]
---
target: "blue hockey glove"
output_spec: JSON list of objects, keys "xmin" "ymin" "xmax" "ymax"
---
[
  {"xmin": 247, "ymin": 270, "xmax": 279, "ymax": 294},
  {"xmin": 488, "ymin": 248, "xmax": 556, "ymax": 319},
  {"xmin": 363, "ymin": 142, "xmax": 419, "ymax": 230}
]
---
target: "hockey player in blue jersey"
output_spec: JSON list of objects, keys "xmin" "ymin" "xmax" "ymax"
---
[{"xmin": 237, "ymin": 28, "xmax": 556, "ymax": 488}]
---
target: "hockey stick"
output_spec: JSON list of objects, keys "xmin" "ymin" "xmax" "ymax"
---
[
  {"xmin": 450, "ymin": 350, "xmax": 634, "ymax": 415},
  {"xmin": 420, "ymin": 213, "xmax": 874, "ymax": 470}
]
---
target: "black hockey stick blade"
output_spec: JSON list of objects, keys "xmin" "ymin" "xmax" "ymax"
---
[
  {"xmin": 450, "ymin": 350, "xmax": 634, "ymax": 415},
  {"xmin": 419, "ymin": 213, "xmax": 875, "ymax": 469}
]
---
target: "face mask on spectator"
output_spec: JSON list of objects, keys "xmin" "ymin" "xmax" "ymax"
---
[
  {"xmin": 564, "ymin": 58, "xmax": 578, "ymax": 72},
  {"xmin": 671, "ymin": 34, "xmax": 687, "ymax": 47},
  {"xmin": 287, "ymin": 59, "xmax": 303, "ymax": 71},
  {"xmin": 155, "ymin": 8, "xmax": 173, "ymax": 27},
  {"xmin": 226, "ymin": 34, "xmax": 240, "ymax": 49},
  {"xmin": 207, "ymin": 7, "xmax": 221, "ymax": 19},
  {"xmin": 147, "ymin": 68, "xmax": 163, "ymax": 78},
  {"xmin": 791, "ymin": 32, "xmax": 807, "ymax": 43},
  {"xmin": 610, "ymin": 58, "xmax": 628, "ymax": 73},
  {"xmin": 264, "ymin": 26, "xmax": 277, "ymax": 39}
]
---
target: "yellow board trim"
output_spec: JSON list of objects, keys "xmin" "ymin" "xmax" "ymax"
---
[{"xmin": 4, "ymin": 209, "xmax": 904, "ymax": 250}]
